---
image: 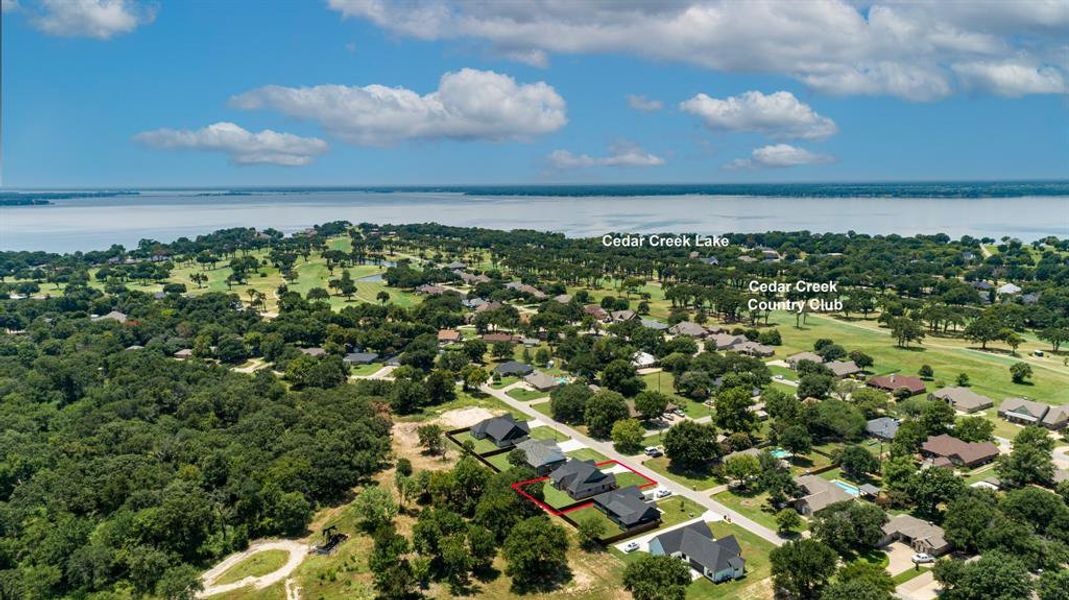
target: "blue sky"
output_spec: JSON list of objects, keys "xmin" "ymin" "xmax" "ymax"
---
[{"xmin": 2, "ymin": 0, "xmax": 1067, "ymax": 187}]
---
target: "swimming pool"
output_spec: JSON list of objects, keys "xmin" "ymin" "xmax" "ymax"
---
[
  {"xmin": 832, "ymin": 479, "xmax": 861, "ymax": 497},
  {"xmin": 770, "ymin": 448, "xmax": 791, "ymax": 459}
]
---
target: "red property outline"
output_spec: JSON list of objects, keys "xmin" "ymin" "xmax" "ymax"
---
[{"xmin": 510, "ymin": 459, "xmax": 658, "ymax": 516}]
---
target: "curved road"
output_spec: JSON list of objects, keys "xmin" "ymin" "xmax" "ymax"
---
[
  {"xmin": 197, "ymin": 539, "xmax": 308, "ymax": 598},
  {"xmin": 481, "ymin": 383, "xmax": 785, "ymax": 546}
]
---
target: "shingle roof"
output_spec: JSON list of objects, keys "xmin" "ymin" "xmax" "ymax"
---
[
  {"xmin": 515, "ymin": 439, "xmax": 566, "ymax": 469},
  {"xmin": 882, "ymin": 514, "xmax": 948, "ymax": 552},
  {"xmin": 867, "ymin": 374, "xmax": 926, "ymax": 394},
  {"xmin": 999, "ymin": 397, "xmax": 1050, "ymax": 422},
  {"xmin": 920, "ymin": 434, "xmax": 999, "ymax": 466},
  {"xmin": 787, "ymin": 352, "xmax": 824, "ymax": 366},
  {"xmin": 472, "ymin": 414, "xmax": 529, "ymax": 443},
  {"xmin": 523, "ymin": 370, "xmax": 559, "ymax": 390},
  {"xmin": 651, "ymin": 521, "xmax": 744, "ymax": 574},
  {"xmin": 493, "ymin": 361, "xmax": 534, "ymax": 376},
  {"xmin": 825, "ymin": 360, "xmax": 860, "ymax": 377},
  {"xmin": 931, "ymin": 387, "xmax": 994, "ymax": 412},
  {"xmin": 549, "ymin": 459, "xmax": 614, "ymax": 495},
  {"xmin": 592, "ymin": 486, "xmax": 660, "ymax": 527},
  {"xmin": 344, "ymin": 351, "xmax": 379, "ymax": 364},
  {"xmin": 866, "ymin": 417, "xmax": 900, "ymax": 439},
  {"xmin": 668, "ymin": 321, "xmax": 707, "ymax": 337}
]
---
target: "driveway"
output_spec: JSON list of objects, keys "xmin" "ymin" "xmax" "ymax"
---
[
  {"xmin": 896, "ymin": 570, "xmax": 940, "ymax": 600},
  {"xmin": 198, "ymin": 539, "xmax": 308, "ymax": 598},
  {"xmin": 885, "ymin": 542, "xmax": 917, "ymax": 576},
  {"xmin": 481, "ymin": 384, "xmax": 785, "ymax": 546}
]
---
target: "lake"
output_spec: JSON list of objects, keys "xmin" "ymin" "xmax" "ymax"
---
[{"xmin": 1, "ymin": 189, "xmax": 1067, "ymax": 252}]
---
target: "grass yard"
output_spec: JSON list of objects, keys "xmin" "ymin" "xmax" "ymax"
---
[
  {"xmin": 656, "ymin": 496, "xmax": 706, "ymax": 528},
  {"xmin": 485, "ymin": 452, "xmax": 513, "ymax": 472},
  {"xmin": 614, "ymin": 471, "xmax": 653, "ymax": 489},
  {"xmin": 506, "ymin": 387, "xmax": 550, "ymax": 402},
  {"xmin": 712, "ymin": 489, "xmax": 807, "ymax": 533},
  {"xmin": 215, "ymin": 549, "xmax": 291, "ymax": 585},
  {"xmin": 566, "ymin": 447, "xmax": 610, "ymax": 463},
  {"xmin": 491, "ymin": 376, "xmax": 520, "ymax": 389},
  {"xmin": 401, "ymin": 390, "xmax": 524, "ymax": 423},
  {"xmin": 530, "ymin": 426, "xmax": 570, "ymax": 442},
  {"xmin": 567, "ymin": 505, "xmax": 626, "ymax": 538},
  {"xmin": 348, "ymin": 363, "xmax": 384, "ymax": 376},
  {"xmin": 771, "ymin": 311, "xmax": 1069, "ymax": 404},
  {"xmin": 540, "ymin": 481, "xmax": 581, "ymax": 510},
  {"xmin": 532, "ymin": 401, "xmax": 554, "ymax": 418},
  {"xmin": 644, "ymin": 456, "xmax": 719, "ymax": 491},
  {"xmin": 451, "ymin": 431, "xmax": 501, "ymax": 455}
]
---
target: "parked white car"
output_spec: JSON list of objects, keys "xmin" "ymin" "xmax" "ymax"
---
[
  {"xmin": 911, "ymin": 553, "xmax": 935, "ymax": 564},
  {"xmin": 644, "ymin": 446, "xmax": 663, "ymax": 457},
  {"xmin": 624, "ymin": 541, "xmax": 639, "ymax": 552},
  {"xmin": 655, "ymin": 489, "xmax": 672, "ymax": 498}
]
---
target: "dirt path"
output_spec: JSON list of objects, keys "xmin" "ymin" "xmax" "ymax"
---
[{"xmin": 197, "ymin": 539, "xmax": 309, "ymax": 598}]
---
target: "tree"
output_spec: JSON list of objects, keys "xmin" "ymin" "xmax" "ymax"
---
[
  {"xmin": 769, "ymin": 539, "xmax": 838, "ymax": 600},
  {"xmin": 821, "ymin": 562, "xmax": 895, "ymax": 600},
  {"xmin": 601, "ymin": 359, "xmax": 645, "ymax": 396},
  {"xmin": 463, "ymin": 338, "xmax": 488, "ymax": 363},
  {"xmin": 890, "ymin": 317, "xmax": 925, "ymax": 348},
  {"xmin": 634, "ymin": 390, "xmax": 670, "ymax": 421},
  {"xmin": 943, "ymin": 493, "xmax": 997, "ymax": 553},
  {"xmin": 611, "ymin": 418, "xmax": 645, "ymax": 454},
  {"xmin": 623, "ymin": 554, "xmax": 692, "ymax": 600},
  {"xmin": 715, "ymin": 386, "xmax": 758, "ymax": 434},
  {"xmin": 155, "ymin": 565, "xmax": 203, "ymax": 600},
  {"xmin": 663, "ymin": 420, "xmax": 720, "ymax": 471},
  {"xmin": 307, "ymin": 286, "xmax": 330, "ymax": 301},
  {"xmin": 964, "ymin": 314, "xmax": 1003, "ymax": 349},
  {"xmin": 417, "ymin": 424, "xmax": 445, "ymax": 455},
  {"xmin": 369, "ymin": 526, "xmax": 417, "ymax": 599},
  {"xmin": 550, "ymin": 383, "xmax": 592, "ymax": 424},
  {"xmin": 1036, "ymin": 569, "xmax": 1069, "ymax": 600},
  {"xmin": 376, "ymin": 290, "xmax": 390, "ymax": 304},
  {"xmin": 778, "ymin": 425, "xmax": 812, "ymax": 456},
  {"xmin": 776, "ymin": 508, "xmax": 803, "ymax": 533},
  {"xmin": 956, "ymin": 372, "xmax": 970, "ymax": 386},
  {"xmin": 934, "ymin": 551, "xmax": 1032, "ymax": 600},
  {"xmin": 1038, "ymin": 327, "xmax": 1069, "ymax": 352},
  {"xmin": 352, "ymin": 486, "xmax": 398, "ymax": 532},
  {"xmin": 460, "ymin": 364, "xmax": 489, "ymax": 390},
  {"xmin": 722, "ymin": 453, "xmax": 761, "ymax": 489},
  {"xmin": 837, "ymin": 445, "xmax": 880, "ymax": 480},
  {"xmin": 810, "ymin": 501, "xmax": 888, "ymax": 556},
  {"xmin": 503, "ymin": 516, "xmax": 570, "ymax": 590},
  {"xmin": 576, "ymin": 515, "xmax": 607, "ymax": 550},
  {"xmin": 996, "ymin": 426, "xmax": 1055, "ymax": 487},
  {"xmin": 918, "ymin": 364, "xmax": 933, "ymax": 379},
  {"xmin": 1009, "ymin": 361, "xmax": 1032, "ymax": 384},
  {"xmin": 583, "ymin": 390, "xmax": 630, "ymax": 438},
  {"xmin": 954, "ymin": 416, "xmax": 994, "ymax": 443},
  {"xmin": 907, "ymin": 466, "xmax": 966, "ymax": 518}
]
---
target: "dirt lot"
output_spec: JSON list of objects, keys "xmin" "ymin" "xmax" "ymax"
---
[{"xmin": 438, "ymin": 406, "xmax": 496, "ymax": 428}]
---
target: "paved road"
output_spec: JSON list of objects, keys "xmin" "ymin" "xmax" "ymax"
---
[{"xmin": 482, "ymin": 383, "xmax": 785, "ymax": 546}]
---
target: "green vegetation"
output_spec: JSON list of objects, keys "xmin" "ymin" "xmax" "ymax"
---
[{"xmin": 214, "ymin": 550, "xmax": 291, "ymax": 585}]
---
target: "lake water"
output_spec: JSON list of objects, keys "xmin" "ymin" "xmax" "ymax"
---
[{"xmin": 2, "ymin": 189, "xmax": 1067, "ymax": 252}]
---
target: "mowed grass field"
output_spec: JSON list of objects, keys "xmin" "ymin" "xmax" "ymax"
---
[{"xmin": 769, "ymin": 311, "xmax": 1069, "ymax": 405}]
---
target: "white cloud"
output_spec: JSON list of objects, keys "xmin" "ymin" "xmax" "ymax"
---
[
  {"xmin": 29, "ymin": 0, "xmax": 155, "ymax": 39},
  {"xmin": 627, "ymin": 94, "xmax": 663, "ymax": 112},
  {"xmin": 952, "ymin": 61, "xmax": 1069, "ymax": 97},
  {"xmin": 231, "ymin": 68, "xmax": 566, "ymax": 145},
  {"xmin": 548, "ymin": 142, "xmax": 665, "ymax": 169},
  {"xmin": 725, "ymin": 144, "xmax": 835, "ymax": 170},
  {"xmin": 133, "ymin": 122, "xmax": 328, "ymax": 166},
  {"xmin": 680, "ymin": 91, "xmax": 838, "ymax": 140},
  {"xmin": 327, "ymin": 0, "xmax": 1069, "ymax": 100},
  {"xmin": 2, "ymin": 0, "xmax": 20, "ymax": 13}
]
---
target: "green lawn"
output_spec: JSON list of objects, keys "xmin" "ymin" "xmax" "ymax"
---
[
  {"xmin": 401, "ymin": 390, "xmax": 525, "ymax": 423},
  {"xmin": 892, "ymin": 565, "xmax": 934, "ymax": 585},
  {"xmin": 644, "ymin": 456, "xmax": 719, "ymax": 491},
  {"xmin": 531, "ymin": 401, "xmax": 554, "ymax": 418},
  {"xmin": 348, "ymin": 363, "xmax": 383, "ymax": 376},
  {"xmin": 566, "ymin": 447, "xmax": 610, "ymax": 462},
  {"xmin": 567, "ymin": 504, "xmax": 626, "ymax": 538},
  {"xmin": 451, "ymin": 431, "xmax": 501, "ymax": 454},
  {"xmin": 529, "ymin": 426, "xmax": 570, "ymax": 442},
  {"xmin": 712, "ymin": 488, "xmax": 808, "ymax": 533},
  {"xmin": 485, "ymin": 452, "xmax": 513, "ymax": 472},
  {"xmin": 614, "ymin": 471, "xmax": 652, "ymax": 489},
  {"xmin": 491, "ymin": 376, "xmax": 519, "ymax": 389},
  {"xmin": 506, "ymin": 387, "xmax": 549, "ymax": 402},
  {"xmin": 686, "ymin": 521, "xmax": 775, "ymax": 600},
  {"xmin": 539, "ymin": 481, "xmax": 580, "ymax": 509},
  {"xmin": 773, "ymin": 311, "xmax": 1069, "ymax": 404},
  {"xmin": 657, "ymin": 496, "xmax": 706, "ymax": 528},
  {"xmin": 215, "ymin": 549, "xmax": 291, "ymax": 585}
]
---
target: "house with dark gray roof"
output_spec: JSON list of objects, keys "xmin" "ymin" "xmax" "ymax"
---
[
  {"xmin": 866, "ymin": 417, "xmax": 900, "ymax": 441},
  {"xmin": 344, "ymin": 351, "xmax": 380, "ymax": 365},
  {"xmin": 493, "ymin": 361, "xmax": 534, "ymax": 377},
  {"xmin": 649, "ymin": 521, "xmax": 745, "ymax": 583},
  {"xmin": 592, "ymin": 486, "xmax": 660, "ymax": 529},
  {"xmin": 471, "ymin": 414, "xmax": 529, "ymax": 448},
  {"xmin": 930, "ymin": 387, "xmax": 993, "ymax": 413},
  {"xmin": 514, "ymin": 439, "xmax": 566, "ymax": 474},
  {"xmin": 549, "ymin": 459, "xmax": 616, "ymax": 499}
]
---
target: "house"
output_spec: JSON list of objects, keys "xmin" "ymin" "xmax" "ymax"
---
[
  {"xmin": 300, "ymin": 347, "xmax": 327, "ymax": 357},
  {"xmin": 505, "ymin": 282, "xmax": 547, "ymax": 299},
  {"xmin": 592, "ymin": 486, "xmax": 661, "ymax": 529},
  {"xmin": 455, "ymin": 271, "xmax": 491, "ymax": 285},
  {"xmin": 708, "ymin": 333, "xmax": 747, "ymax": 350},
  {"xmin": 93, "ymin": 310, "xmax": 128, "ymax": 323},
  {"xmin": 865, "ymin": 417, "xmax": 900, "ymax": 441},
  {"xmin": 640, "ymin": 318, "xmax": 669, "ymax": 331},
  {"xmin": 482, "ymin": 332, "xmax": 518, "ymax": 343},
  {"xmin": 793, "ymin": 474, "xmax": 854, "ymax": 515},
  {"xmin": 649, "ymin": 521, "xmax": 745, "ymax": 583},
  {"xmin": 471, "ymin": 414, "xmax": 530, "ymax": 448},
  {"xmin": 583, "ymin": 304, "xmax": 610, "ymax": 321},
  {"xmin": 416, "ymin": 284, "xmax": 446, "ymax": 295},
  {"xmin": 173, "ymin": 348, "xmax": 193, "ymax": 359},
  {"xmin": 610, "ymin": 310, "xmax": 638, "ymax": 322},
  {"xmin": 524, "ymin": 370, "xmax": 560, "ymax": 392},
  {"xmin": 668, "ymin": 321, "xmax": 706, "ymax": 337},
  {"xmin": 631, "ymin": 351, "xmax": 657, "ymax": 369},
  {"xmin": 702, "ymin": 256, "xmax": 720, "ymax": 266},
  {"xmin": 998, "ymin": 397, "xmax": 1050, "ymax": 426},
  {"xmin": 971, "ymin": 280, "xmax": 994, "ymax": 291},
  {"xmin": 514, "ymin": 439, "xmax": 566, "ymax": 474},
  {"xmin": 732, "ymin": 341, "xmax": 774, "ymax": 357},
  {"xmin": 553, "ymin": 294, "xmax": 572, "ymax": 304},
  {"xmin": 920, "ymin": 434, "xmax": 999, "ymax": 468},
  {"xmin": 437, "ymin": 329, "xmax": 463, "ymax": 344},
  {"xmin": 462, "ymin": 297, "xmax": 488, "ymax": 309},
  {"xmin": 879, "ymin": 514, "xmax": 950, "ymax": 556},
  {"xmin": 493, "ymin": 361, "xmax": 534, "ymax": 377},
  {"xmin": 867, "ymin": 374, "xmax": 926, "ymax": 396},
  {"xmin": 737, "ymin": 255, "xmax": 757, "ymax": 263},
  {"xmin": 445, "ymin": 261, "xmax": 466, "ymax": 270},
  {"xmin": 1021, "ymin": 292, "xmax": 1041, "ymax": 305},
  {"xmin": 930, "ymin": 387, "xmax": 994, "ymax": 413},
  {"xmin": 997, "ymin": 283, "xmax": 1022, "ymax": 295},
  {"xmin": 549, "ymin": 459, "xmax": 617, "ymax": 499},
  {"xmin": 344, "ymin": 352, "xmax": 380, "ymax": 365},
  {"xmin": 786, "ymin": 352, "xmax": 824, "ymax": 368},
  {"xmin": 825, "ymin": 360, "xmax": 861, "ymax": 378},
  {"xmin": 1042, "ymin": 405, "xmax": 1069, "ymax": 430}
]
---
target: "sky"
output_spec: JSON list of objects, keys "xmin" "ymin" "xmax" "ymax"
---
[{"xmin": 2, "ymin": 0, "xmax": 1068, "ymax": 187}]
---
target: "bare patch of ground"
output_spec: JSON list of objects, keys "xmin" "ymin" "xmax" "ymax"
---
[{"xmin": 438, "ymin": 406, "xmax": 496, "ymax": 428}]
